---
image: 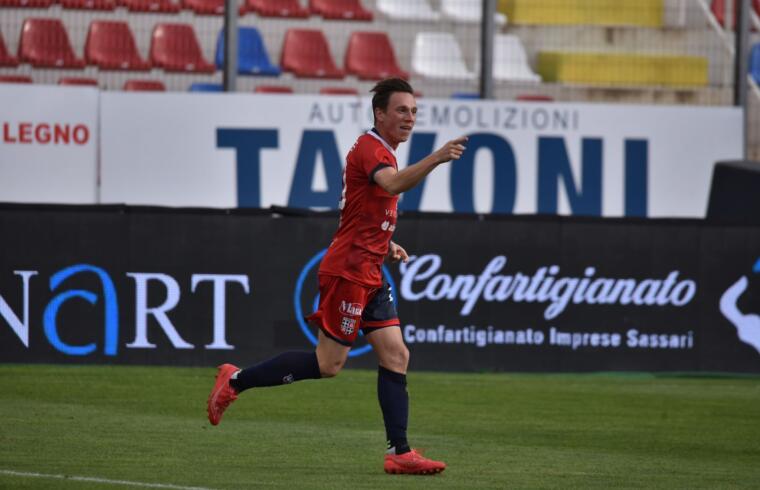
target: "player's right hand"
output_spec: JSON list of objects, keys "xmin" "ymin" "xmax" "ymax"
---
[{"xmin": 434, "ymin": 136, "xmax": 468, "ymax": 164}]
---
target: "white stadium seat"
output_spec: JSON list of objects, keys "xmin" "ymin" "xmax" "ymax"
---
[
  {"xmin": 376, "ymin": 0, "xmax": 441, "ymax": 21},
  {"xmin": 412, "ymin": 32, "xmax": 475, "ymax": 80},
  {"xmin": 440, "ymin": 0, "xmax": 507, "ymax": 25},
  {"xmin": 493, "ymin": 34, "xmax": 541, "ymax": 82}
]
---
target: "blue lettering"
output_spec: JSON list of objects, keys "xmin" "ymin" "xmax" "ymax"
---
[
  {"xmin": 625, "ymin": 139, "xmax": 648, "ymax": 217},
  {"xmin": 537, "ymin": 137, "xmax": 602, "ymax": 216},
  {"xmin": 288, "ymin": 130, "xmax": 343, "ymax": 208},
  {"xmin": 42, "ymin": 264, "xmax": 119, "ymax": 356},
  {"xmin": 217, "ymin": 128, "xmax": 279, "ymax": 208},
  {"xmin": 450, "ymin": 133, "xmax": 516, "ymax": 213}
]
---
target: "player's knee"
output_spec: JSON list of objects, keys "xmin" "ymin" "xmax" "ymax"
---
[
  {"xmin": 386, "ymin": 345, "xmax": 409, "ymax": 373},
  {"xmin": 319, "ymin": 358, "xmax": 344, "ymax": 378}
]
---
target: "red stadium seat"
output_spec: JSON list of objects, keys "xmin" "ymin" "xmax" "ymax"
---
[
  {"xmin": 59, "ymin": 77, "xmax": 99, "ymax": 86},
  {"xmin": 254, "ymin": 85, "xmax": 293, "ymax": 93},
  {"xmin": 516, "ymin": 94, "xmax": 554, "ymax": 102},
  {"xmin": 309, "ymin": 0, "xmax": 372, "ymax": 20},
  {"xmin": 240, "ymin": 0, "xmax": 309, "ymax": 17},
  {"xmin": 183, "ymin": 0, "xmax": 223, "ymax": 14},
  {"xmin": 150, "ymin": 23, "xmax": 215, "ymax": 73},
  {"xmin": 711, "ymin": 0, "xmax": 760, "ymax": 28},
  {"xmin": 280, "ymin": 29, "xmax": 344, "ymax": 79},
  {"xmin": 0, "ymin": 32, "xmax": 19, "ymax": 67},
  {"xmin": 0, "ymin": 75, "xmax": 33, "ymax": 83},
  {"xmin": 0, "ymin": 0, "xmax": 54, "ymax": 8},
  {"xmin": 61, "ymin": 0, "xmax": 116, "ymax": 10},
  {"xmin": 319, "ymin": 86, "xmax": 358, "ymax": 95},
  {"xmin": 18, "ymin": 18, "xmax": 85, "ymax": 69},
  {"xmin": 344, "ymin": 31, "xmax": 408, "ymax": 80},
  {"xmin": 85, "ymin": 21, "xmax": 150, "ymax": 71},
  {"xmin": 123, "ymin": 0, "xmax": 180, "ymax": 13},
  {"xmin": 123, "ymin": 79, "xmax": 166, "ymax": 91}
]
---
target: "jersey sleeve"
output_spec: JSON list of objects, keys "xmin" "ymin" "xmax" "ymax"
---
[{"xmin": 364, "ymin": 145, "xmax": 394, "ymax": 184}]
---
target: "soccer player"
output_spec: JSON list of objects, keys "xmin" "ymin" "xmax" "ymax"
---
[{"xmin": 207, "ymin": 78, "xmax": 467, "ymax": 475}]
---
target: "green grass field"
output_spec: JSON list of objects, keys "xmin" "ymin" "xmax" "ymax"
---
[{"xmin": 1, "ymin": 365, "xmax": 759, "ymax": 489}]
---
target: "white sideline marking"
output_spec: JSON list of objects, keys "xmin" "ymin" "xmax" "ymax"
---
[{"xmin": 0, "ymin": 469, "xmax": 217, "ymax": 490}]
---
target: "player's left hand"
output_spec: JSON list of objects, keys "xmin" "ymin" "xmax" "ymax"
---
[{"xmin": 387, "ymin": 241, "xmax": 409, "ymax": 263}]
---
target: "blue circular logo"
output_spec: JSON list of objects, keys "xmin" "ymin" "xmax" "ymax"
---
[{"xmin": 293, "ymin": 248, "xmax": 398, "ymax": 358}]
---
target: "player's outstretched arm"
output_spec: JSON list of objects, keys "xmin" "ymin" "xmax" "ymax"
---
[{"xmin": 374, "ymin": 136, "xmax": 468, "ymax": 195}]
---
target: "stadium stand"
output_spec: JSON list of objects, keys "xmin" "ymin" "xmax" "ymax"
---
[
  {"xmin": 441, "ymin": 0, "xmax": 507, "ymax": 25},
  {"xmin": 189, "ymin": 81, "xmax": 223, "ymax": 91},
  {"xmin": 412, "ymin": 32, "xmax": 475, "ymax": 79},
  {"xmin": 59, "ymin": 76, "xmax": 99, "ymax": 85},
  {"xmin": 61, "ymin": 0, "xmax": 116, "ymax": 10},
  {"xmin": 376, "ymin": 0, "xmax": 440, "ymax": 21},
  {"xmin": 214, "ymin": 27, "xmax": 281, "ymax": 76},
  {"xmin": 85, "ymin": 21, "xmax": 151, "ymax": 71},
  {"xmin": 240, "ymin": 0, "xmax": 309, "ymax": 17},
  {"xmin": 18, "ymin": 18, "xmax": 86, "ymax": 68},
  {"xmin": 319, "ymin": 86, "xmax": 359, "ymax": 94},
  {"xmin": 280, "ymin": 29, "xmax": 344, "ymax": 78},
  {"xmin": 344, "ymin": 31, "xmax": 408, "ymax": 80},
  {"xmin": 122, "ymin": 0, "xmax": 180, "ymax": 13},
  {"xmin": 123, "ymin": 79, "xmax": 166, "ymax": 91},
  {"xmin": 183, "ymin": 0, "xmax": 224, "ymax": 15},
  {"xmin": 309, "ymin": 0, "xmax": 373, "ymax": 21},
  {"xmin": 149, "ymin": 23, "xmax": 215, "ymax": 73},
  {"xmin": 0, "ymin": 33, "xmax": 19, "ymax": 67},
  {"xmin": 502, "ymin": 0, "xmax": 664, "ymax": 27},
  {"xmin": 254, "ymin": 84, "xmax": 293, "ymax": 93},
  {"xmin": 0, "ymin": 74, "xmax": 33, "ymax": 83}
]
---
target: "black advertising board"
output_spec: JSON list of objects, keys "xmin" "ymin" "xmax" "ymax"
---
[{"xmin": 1, "ymin": 204, "xmax": 759, "ymax": 373}]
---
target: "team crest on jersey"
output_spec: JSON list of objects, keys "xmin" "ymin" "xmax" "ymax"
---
[
  {"xmin": 340, "ymin": 317, "xmax": 356, "ymax": 336},
  {"xmin": 340, "ymin": 300, "xmax": 363, "ymax": 316}
]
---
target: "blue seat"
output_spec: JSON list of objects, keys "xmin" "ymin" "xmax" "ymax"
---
[
  {"xmin": 750, "ymin": 43, "xmax": 760, "ymax": 84},
  {"xmin": 215, "ymin": 27, "xmax": 281, "ymax": 76},
  {"xmin": 451, "ymin": 92, "xmax": 480, "ymax": 99},
  {"xmin": 189, "ymin": 82, "xmax": 223, "ymax": 92}
]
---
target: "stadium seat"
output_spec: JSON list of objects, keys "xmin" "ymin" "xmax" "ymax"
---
[
  {"xmin": 85, "ymin": 21, "xmax": 150, "ymax": 71},
  {"xmin": 59, "ymin": 77, "xmax": 98, "ymax": 86},
  {"xmin": 492, "ymin": 34, "xmax": 541, "ymax": 82},
  {"xmin": 320, "ymin": 86, "xmax": 359, "ymax": 95},
  {"xmin": 411, "ymin": 32, "xmax": 474, "ymax": 80},
  {"xmin": 0, "ymin": 32, "xmax": 19, "ymax": 67},
  {"xmin": 254, "ymin": 85, "xmax": 293, "ymax": 93},
  {"xmin": 309, "ymin": 0, "xmax": 372, "ymax": 20},
  {"xmin": 123, "ymin": 0, "xmax": 180, "ymax": 13},
  {"xmin": 280, "ymin": 29, "xmax": 344, "ymax": 79},
  {"xmin": 18, "ymin": 18, "xmax": 86, "ymax": 69},
  {"xmin": 710, "ymin": 0, "xmax": 760, "ymax": 28},
  {"xmin": 376, "ymin": 0, "xmax": 440, "ymax": 21},
  {"xmin": 150, "ymin": 23, "xmax": 215, "ymax": 73},
  {"xmin": 123, "ymin": 79, "xmax": 166, "ymax": 91},
  {"xmin": 183, "ymin": 0, "xmax": 224, "ymax": 15},
  {"xmin": 239, "ymin": 0, "xmax": 309, "ymax": 17},
  {"xmin": 751, "ymin": 43, "xmax": 760, "ymax": 84},
  {"xmin": 451, "ymin": 92, "xmax": 480, "ymax": 99},
  {"xmin": 516, "ymin": 94, "xmax": 554, "ymax": 102},
  {"xmin": 440, "ymin": 0, "xmax": 506, "ymax": 25},
  {"xmin": 0, "ymin": 75, "xmax": 33, "ymax": 83},
  {"xmin": 0, "ymin": 0, "xmax": 53, "ymax": 8},
  {"xmin": 214, "ymin": 27, "xmax": 280, "ymax": 76},
  {"xmin": 344, "ymin": 31, "xmax": 408, "ymax": 80},
  {"xmin": 61, "ymin": 0, "xmax": 116, "ymax": 10},
  {"xmin": 189, "ymin": 82, "xmax": 223, "ymax": 91}
]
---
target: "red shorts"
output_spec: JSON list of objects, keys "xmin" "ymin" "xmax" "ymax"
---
[{"xmin": 306, "ymin": 274, "xmax": 399, "ymax": 346}]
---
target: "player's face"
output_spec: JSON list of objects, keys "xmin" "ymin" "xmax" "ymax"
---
[{"xmin": 376, "ymin": 92, "xmax": 417, "ymax": 148}]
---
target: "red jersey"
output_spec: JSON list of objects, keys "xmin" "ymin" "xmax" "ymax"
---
[{"xmin": 319, "ymin": 129, "xmax": 399, "ymax": 288}]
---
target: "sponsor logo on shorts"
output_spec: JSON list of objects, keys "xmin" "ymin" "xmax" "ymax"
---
[
  {"xmin": 340, "ymin": 300, "xmax": 363, "ymax": 316},
  {"xmin": 340, "ymin": 317, "xmax": 356, "ymax": 336}
]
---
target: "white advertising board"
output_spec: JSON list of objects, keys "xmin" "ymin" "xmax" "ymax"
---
[{"xmin": 0, "ymin": 85, "xmax": 98, "ymax": 204}]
